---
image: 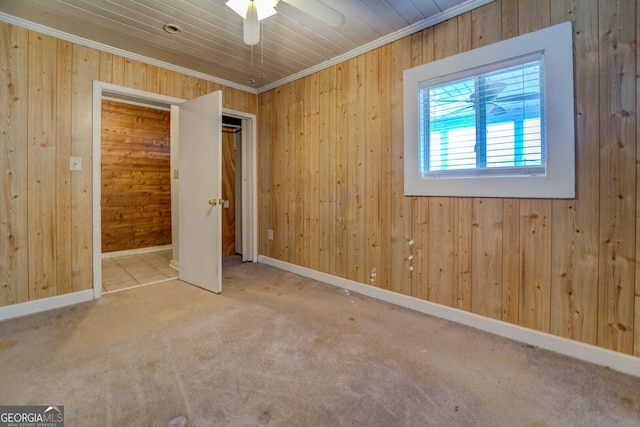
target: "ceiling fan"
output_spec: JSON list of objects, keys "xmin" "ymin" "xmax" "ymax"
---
[
  {"xmin": 437, "ymin": 81, "xmax": 541, "ymax": 117},
  {"xmin": 226, "ymin": 0, "xmax": 345, "ymax": 45}
]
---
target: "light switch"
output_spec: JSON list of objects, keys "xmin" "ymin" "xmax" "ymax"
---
[
  {"xmin": 69, "ymin": 156, "xmax": 82, "ymax": 171},
  {"xmin": 223, "ymin": 200, "xmax": 230, "ymax": 208}
]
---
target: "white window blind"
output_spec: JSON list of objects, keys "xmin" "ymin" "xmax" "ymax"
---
[{"xmin": 419, "ymin": 53, "xmax": 545, "ymax": 177}]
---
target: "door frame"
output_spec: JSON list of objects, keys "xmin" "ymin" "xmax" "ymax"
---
[
  {"xmin": 92, "ymin": 81, "xmax": 258, "ymax": 299},
  {"xmin": 222, "ymin": 108, "xmax": 258, "ymax": 263}
]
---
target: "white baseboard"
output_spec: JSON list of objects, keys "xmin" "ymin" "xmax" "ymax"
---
[
  {"xmin": 258, "ymin": 255, "xmax": 640, "ymax": 378},
  {"xmin": 0, "ymin": 290, "xmax": 94, "ymax": 322},
  {"xmin": 102, "ymin": 244, "xmax": 172, "ymax": 258}
]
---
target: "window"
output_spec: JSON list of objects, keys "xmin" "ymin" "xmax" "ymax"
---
[
  {"xmin": 422, "ymin": 54, "xmax": 544, "ymax": 175},
  {"xmin": 404, "ymin": 22, "xmax": 575, "ymax": 198}
]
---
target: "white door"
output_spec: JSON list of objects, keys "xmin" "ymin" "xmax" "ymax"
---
[{"xmin": 178, "ymin": 91, "xmax": 223, "ymax": 293}]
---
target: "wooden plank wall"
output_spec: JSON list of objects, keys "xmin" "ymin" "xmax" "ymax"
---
[
  {"xmin": 101, "ymin": 100, "xmax": 171, "ymax": 253},
  {"xmin": 222, "ymin": 128, "xmax": 237, "ymax": 257},
  {"xmin": 0, "ymin": 21, "xmax": 257, "ymax": 306},
  {"xmin": 258, "ymin": 0, "xmax": 639, "ymax": 357}
]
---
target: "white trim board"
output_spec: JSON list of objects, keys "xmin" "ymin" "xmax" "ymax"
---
[
  {"xmin": 0, "ymin": 290, "xmax": 94, "ymax": 322},
  {"xmin": 258, "ymin": 256, "xmax": 640, "ymax": 378}
]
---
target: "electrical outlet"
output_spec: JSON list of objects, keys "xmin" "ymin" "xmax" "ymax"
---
[
  {"xmin": 69, "ymin": 156, "xmax": 82, "ymax": 171},
  {"xmin": 268, "ymin": 229, "xmax": 273, "ymax": 240}
]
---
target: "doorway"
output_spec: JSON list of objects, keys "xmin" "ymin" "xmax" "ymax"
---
[
  {"xmin": 92, "ymin": 81, "xmax": 258, "ymax": 299},
  {"xmin": 100, "ymin": 99, "xmax": 177, "ymax": 293}
]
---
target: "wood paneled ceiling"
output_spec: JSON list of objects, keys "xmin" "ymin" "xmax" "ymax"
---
[{"xmin": 0, "ymin": 0, "xmax": 493, "ymax": 93}]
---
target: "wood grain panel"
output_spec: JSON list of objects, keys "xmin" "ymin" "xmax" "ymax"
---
[
  {"xmin": 28, "ymin": 31, "xmax": 58, "ymax": 300},
  {"xmin": 457, "ymin": 10, "xmax": 472, "ymax": 53},
  {"xmin": 71, "ymin": 44, "xmax": 99, "ymax": 292},
  {"xmin": 124, "ymin": 58, "xmax": 147, "ymax": 90},
  {"xmin": 334, "ymin": 64, "xmax": 348, "ymax": 279},
  {"xmin": 258, "ymin": 89, "xmax": 273, "ymax": 256},
  {"xmin": 110, "ymin": 54, "xmax": 126, "ymax": 86},
  {"xmin": 637, "ymin": 0, "xmax": 640, "ymax": 358},
  {"xmin": 346, "ymin": 55, "xmax": 367, "ymax": 284},
  {"xmin": 471, "ymin": 0, "xmax": 502, "ymax": 48},
  {"xmin": 294, "ymin": 78, "xmax": 306, "ymax": 267},
  {"xmin": 222, "ymin": 129, "xmax": 236, "ymax": 257},
  {"xmin": 0, "ymin": 24, "xmax": 29, "ymax": 306},
  {"xmin": 378, "ymin": 44, "xmax": 392, "ymax": 291},
  {"xmin": 99, "ymin": 51, "xmax": 113, "ymax": 82},
  {"xmin": 318, "ymin": 66, "xmax": 337, "ymax": 275},
  {"xmin": 501, "ymin": 0, "xmax": 519, "ymax": 39},
  {"xmin": 454, "ymin": 197, "xmax": 473, "ymax": 311},
  {"xmin": 304, "ymin": 74, "xmax": 320, "ymax": 271},
  {"xmin": 519, "ymin": 199, "xmax": 552, "ymax": 332},
  {"xmin": 472, "ymin": 199, "xmax": 503, "ymax": 319},
  {"xmin": 156, "ymin": 68, "xmax": 174, "ymax": 98},
  {"xmin": 389, "ymin": 36, "xmax": 413, "ymax": 296},
  {"xmin": 597, "ymin": 0, "xmax": 636, "ymax": 354},
  {"xmin": 549, "ymin": 0, "xmax": 600, "ymax": 346},
  {"xmin": 428, "ymin": 198, "xmax": 455, "ymax": 306},
  {"xmin": 365, "ymin": 49, "xmax": 382, "ymax": 287},
  {"xmin": 101, "ymin": 100, "xmax": 171, "ymax": 253},
  {"xmin": 281, "ymin": 82, "xmax": 293, "ymax": 263},
  {"xmin": 518, "ymin": 0, "xmax": 550, "ymax": 33},
  {"xmin": 501, "ymin": 199, "xmax": 520, "ymax": 323},
  {"xmin": 56, "ymin": 39, "xmax": 73, "ymax": 295},
  {"xmin": 270, "ymin": 87, "xmax": 285, "ymax": 260}
]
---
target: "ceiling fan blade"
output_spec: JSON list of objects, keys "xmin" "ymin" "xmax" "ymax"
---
[
  {"xmin": 484, "ymin": 82, "xmax": 508, "ymax": 97},
  {"xmin": 488, "ymin": 105, "xmax": 506, "ymax": 115},
  {"xmin": 469, "ymin": 82, "xmax": 507, "ymax": 103},
  {"xmin": 448, "ymin": 105, "xmax": 473, "ymax": 115},
  {"xmin": 282, "ymin": 0, "xmax": 345, "ymax": 27},
  {"xmin": 496, "ymin": 92, "xmax": 540, "ymax": 103}
]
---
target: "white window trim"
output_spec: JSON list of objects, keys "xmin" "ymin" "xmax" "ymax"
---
[{"xmin": 403, "ymin": 21, "xmax": 575, "ymax": 198}]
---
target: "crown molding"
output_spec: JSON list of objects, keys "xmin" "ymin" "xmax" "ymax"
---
[
  {"xmin": 0, "ymin": 0, "xmax": 495, "ymax": 95},
  {"xmin": 0, "ymin": 11, "xmax": 259, "ymax": 95},
  {"xmin": 256, "ymin": 0, "xmax": 496, "ymax": 93}
]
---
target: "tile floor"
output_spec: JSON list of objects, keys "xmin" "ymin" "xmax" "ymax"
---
[{"xmin": 102, "ymin": 249, "xmax": 178, "ymax": 293}]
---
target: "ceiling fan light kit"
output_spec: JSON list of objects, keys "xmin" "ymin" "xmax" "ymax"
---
[
  {"xmin": 226, "ymin": 0, "xmax": 277, "ymax": 45},
  {"xmin": 243, "ymin": 1, "xmax": 260, "ymax": 45},
  {"xmin": 226, "ymin": 0, "xmax": 277, "ymax": 20},
  {"xmin": 226, "ymin": 0, "xmax": 344, "ymax": 46}
]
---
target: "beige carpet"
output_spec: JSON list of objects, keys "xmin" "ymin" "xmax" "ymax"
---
[{"xmin": 1, "ymin": 257, "xmax": 639, "ymax": 426}]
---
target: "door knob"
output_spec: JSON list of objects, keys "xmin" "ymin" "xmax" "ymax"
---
[{"xmin": 209, "ymin": 199, "xmax": 218, "ymax": 206}]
